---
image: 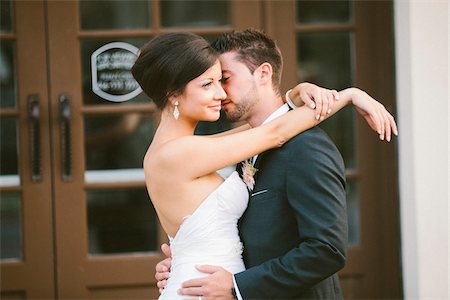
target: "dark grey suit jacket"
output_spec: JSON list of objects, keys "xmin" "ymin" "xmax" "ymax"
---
[{"xmin": 235, "ymin": 127, "xmax": 348, "ymax": 299}]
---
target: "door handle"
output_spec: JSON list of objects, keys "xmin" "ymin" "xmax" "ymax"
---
[
  {"xmin": 28, "ymin": 94, "xmax": 41, "ymax": 182},
  {"xmin": 59, "ymin": 94, "xmax": 72, "ymax": 181}
]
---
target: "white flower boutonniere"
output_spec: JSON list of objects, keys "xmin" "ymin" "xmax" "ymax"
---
[{"xmin": 242, "ymin": 159, "xmax": 258, "ymax": 191}]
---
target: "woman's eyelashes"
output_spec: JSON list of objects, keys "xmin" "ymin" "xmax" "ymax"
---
[
  {"xmin": 202, "ymin": 81, "xmax": 213, "ymax": 88},
  {"xmin": 202, "ymin": 78, "xmax": 223, "ymax": 88},
  {"xmin": 220, "ymin": 77, "xmax": 230, "ymax": 84}
]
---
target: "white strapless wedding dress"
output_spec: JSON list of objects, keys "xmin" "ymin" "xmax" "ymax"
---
[{"xmin": 159, "ymin": 171, "xmax": 249, "ymax": 299}]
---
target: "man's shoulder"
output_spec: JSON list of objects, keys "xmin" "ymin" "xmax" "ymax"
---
[
  {"xmin": 258, "ymin": 127, "xmax": 341, "ymax": 166},
  {"xmin": 285, "ymin": 126, "xmax": 334, "ymax": 148}
]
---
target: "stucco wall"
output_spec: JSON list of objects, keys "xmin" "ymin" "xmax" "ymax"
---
[{"xmin": 394, "ymin": 0, "xmax": 449, "ymax": 299}]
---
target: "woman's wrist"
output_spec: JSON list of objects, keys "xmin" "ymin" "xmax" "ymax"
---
[{"xmin": 338, "ymin": 87, "xmax": 358, "ymax": 105}]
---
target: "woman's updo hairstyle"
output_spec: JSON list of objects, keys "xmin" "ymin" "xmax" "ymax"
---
[{"xmin": 131, "ymin": 32, "xmax": 219, "ymax": 109}]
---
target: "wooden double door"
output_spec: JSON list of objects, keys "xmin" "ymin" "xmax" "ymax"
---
[{"xmin": 0, "ymin": 1, "xmax": 400, "ymax": 299}]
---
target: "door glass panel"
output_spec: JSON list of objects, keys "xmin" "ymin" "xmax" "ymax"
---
[
  {"xmin": 84, "ymin": 113, "xmax": 156, "ymax": 173},
  {"xmin": 81, "ymin": 39, "xmax": 149, "ymax": 106},
  {"xmin": 87, "ymin": 188, "xmax": 158, "ymax": 255},
  {"xmin": 297, "ymin": 31, "xmax": 359, "ymax": 245},
  {"xmin": 296, "ymin": 0, "xmax": 351, "ymax": 24},
  {"xmin": 346, "ymin": 180, "xmax": 359, "ymax": 245},
  {"xmin": 79, "ymin": 0, "xmax": 151, "ymax": 30},
  {"xmin": 0, "ymin": 0, "xmax": 13, "ymax": 33},
  {"xmin": 161, "ymin": 0, "xmax": 230, "ymax": 27},
  {"xmin": 0, "ymin": 191, "xmax": 22, "ymax": 260},
  {"xmin": 0, "ymin": 118, "xmax": 19, "ymax": 186},
  {"xmin": 297, "ymin": 32, "xmax": 355, "ymax": 168},
  {"xmin": 0, "ymin": 40, "xmax": 16, "ymax": 108}
]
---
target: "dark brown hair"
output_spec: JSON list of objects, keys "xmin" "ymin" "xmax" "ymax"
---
[
  {"xmin": 132, "ymin": 32, "xmax": 219, "ymax": 109},
  {"xmin": 211, "ymin": 29, "xmax": 283, "ymax": 93}
]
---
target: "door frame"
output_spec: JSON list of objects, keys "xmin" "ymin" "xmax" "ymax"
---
[{"xmin": 1, "ymin": 1, "xmax": 55, "ymax": 298}]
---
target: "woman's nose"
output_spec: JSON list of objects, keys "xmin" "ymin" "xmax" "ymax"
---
[{"xmin": 215, "ymin": 85, "xmax": 227, "ymax": 100}]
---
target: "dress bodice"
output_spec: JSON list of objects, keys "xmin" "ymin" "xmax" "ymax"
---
[{"xmin": 160, "ymin": 171, "xmax": 249, "ymax": 299}]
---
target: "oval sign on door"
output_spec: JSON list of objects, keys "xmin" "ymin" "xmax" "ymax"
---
[{"xmin": 91, "ymin": 42, "xmax": 142, "ymax": 102}]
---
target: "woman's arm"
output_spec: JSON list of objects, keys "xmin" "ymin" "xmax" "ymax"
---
[
  {"xmin": 157, "ymin": 86, "xmax": 396, "ymax": 181},
  {"xmin": 158, "ymin": 100, "xmax": 343, "ymax": 181}
]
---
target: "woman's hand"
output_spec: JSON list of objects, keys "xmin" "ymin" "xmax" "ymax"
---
[
  {"xmin": 288, "ymin": 82, "xmax": 340, "ymax": 121},
  {"xmin": 343, "ymin": 88, "xmax": 398, "ymax": 142}
]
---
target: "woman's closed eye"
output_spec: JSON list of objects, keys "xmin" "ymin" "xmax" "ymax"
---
[
  {"xmin": 220, "ymin": 77, "xmax": 230, "ymax": 84},
  {"xmin": 202, "ymin": 81, "xmax": 213, "ymax": 88}
]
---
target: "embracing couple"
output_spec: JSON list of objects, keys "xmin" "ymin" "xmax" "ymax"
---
[{"xmin": 131, "ymin": 29, "xmax": 397, "ymax": 300}]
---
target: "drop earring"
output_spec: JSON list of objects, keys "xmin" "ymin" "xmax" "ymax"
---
[{"xmin": 173, "ymin": 101, "xmax": 180, "ymax": 120}]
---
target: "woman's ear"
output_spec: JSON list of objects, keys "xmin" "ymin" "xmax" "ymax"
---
[
  {"xmin": 167, "ymin": 92, "xmax": 181, "ymax": 107},
  {"xmin": 255, "ymin": 62, "xmax": 273, "ymax": 85}
]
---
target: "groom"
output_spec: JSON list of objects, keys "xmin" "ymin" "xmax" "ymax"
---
[{"xmin": 158, "ymin": 29, "xmax": 348, "ymax": 299}]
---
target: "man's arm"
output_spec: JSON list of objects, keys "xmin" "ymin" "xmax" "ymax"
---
[
  {"xmin": 155, "ymin": 243, "xmax": 172, "ymax": 294},
  {"xmin": 235, "ymin": 130, "xmax": 348, "ymax": 298}
]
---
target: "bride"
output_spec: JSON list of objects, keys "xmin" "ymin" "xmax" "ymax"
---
[{"xmin": 131, "ymin": 32, "xmax": 397, "ymax": 299}]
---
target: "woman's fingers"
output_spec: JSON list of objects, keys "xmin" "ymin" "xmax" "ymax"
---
[
  {"xmin": 332, "ymin": 89, "xmax": 340, "ymax": 101},
  {"xmin": 300, "ymin": 90, "xmax": 315, "ymax": 109},
  {"xmin": 378, "ymin": 107, "xmax": 385, "ymax": 141},
  {"xmin": 326, "ymin": 89, "xmax": 336, "ymax": 113},
  {"xmin": 155, "ymin": 271, "xmax": 170, "ymax": 281},
  {"xmin": 317, "ymin": 88, "xmax": 337, "ymax": 121},
  {"xmin": 390, "ymin": 114, "xmax": 398, "ymax": 136},
  {"xmin": 384, "ymin": 111, "xmax": 392, "ymax": 142},
  {"xmin": 157, "ymin": 279, "xmax": 167, "ymax": 289},
  {"xmin": 313, "ymin": 88, "xmax": 323, "ymax": 120}
]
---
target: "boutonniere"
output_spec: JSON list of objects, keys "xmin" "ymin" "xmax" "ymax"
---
[{"xmin": 242, "ymin": 159, "xmax": 258, "ymax": 191}]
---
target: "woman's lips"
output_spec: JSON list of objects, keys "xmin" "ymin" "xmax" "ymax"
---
[{"xmin": 209, "ymin": 104, "xmax": 222, "ymax": 111}]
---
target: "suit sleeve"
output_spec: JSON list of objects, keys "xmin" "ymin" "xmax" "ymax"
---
[{"xmin": 234, "ymin": 131, "xmax": 348, "ymax": 298}]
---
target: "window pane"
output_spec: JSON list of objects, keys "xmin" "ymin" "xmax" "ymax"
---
[
  {"xmin": 0, "ymin": 191, "xmax": 22, "ymax": 260},
  {"xmin": 161, "ymin": 0, "xmax": 230, "ymax": 28},
  {"xmin": 0, "ymin": 118, "xmax": 19, "ymax": 176},
  {"xmin": 296, "ymin": 0, "xmax": 351, "ymax": 24},
  {"xmin": 81, "ymin": 39, "xmax": 149, "ymax": 106},
  {"xmin": 319, "ymin": 107, "xmax": 355, "ymax": 168},
  {"xmin": 0, "ymin": 0, "xmax": 14, "ymax": 33},
  {"xmin": 346, "ymin": 180, "xmax": 359, "ymax": 245},
  {"xmin": 0, "ymin": 40, "xmax": 16, "ymax": 108},
  {"xmin": 87, "ymin": 188, "xmax": 158, "ymax": 255},
  {"xmin": 297, "ymin": 32, "xmax": 355, "ymax": 167},
  {"xmin": 79, "ymin": 0, "xmax": 150, "ymax": 30},
  {"xmin": 297, "ymin": 32, "xmax": 353, "ymax": 89},
  {"xmin": 85, "ymin": 113, "xmax": 157, "ymax": 171}
]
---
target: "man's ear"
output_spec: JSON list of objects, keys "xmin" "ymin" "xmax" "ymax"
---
[{"xmin": 256, "ymin": 62, "xmax": 273, "ymax": 85}]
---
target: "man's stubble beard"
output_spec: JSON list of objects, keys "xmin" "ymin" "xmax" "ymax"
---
[{"xmin": 224, "ymin": 86, "xmax": 258, "ymax": 123}]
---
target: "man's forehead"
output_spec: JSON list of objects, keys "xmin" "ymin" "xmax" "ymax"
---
[{"xmin": 219, "ymin": 52, "xmax": 245, "ymax": 72}]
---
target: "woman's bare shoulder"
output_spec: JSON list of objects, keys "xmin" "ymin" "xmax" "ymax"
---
[{"xmin": 143, "ymin": 135, "xmax": 208, "ymax": 178}]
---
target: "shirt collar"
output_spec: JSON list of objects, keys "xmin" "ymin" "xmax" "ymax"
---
[
  {"xmin": 251, "ymin": 104, "xmax": 290, "ymax": 165},
  {"xmin": 261, "ymin": 103, "xmax": 290, "ymax": 126}
]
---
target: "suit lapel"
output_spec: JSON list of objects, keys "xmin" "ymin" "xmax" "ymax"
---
[
  {"xmin": 252, "ymin": 152, "xmax": 267, "ymax": 183},
  {"xmin": 236, "ymin": 161, "xmax": 244, "ymax": 179}
]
